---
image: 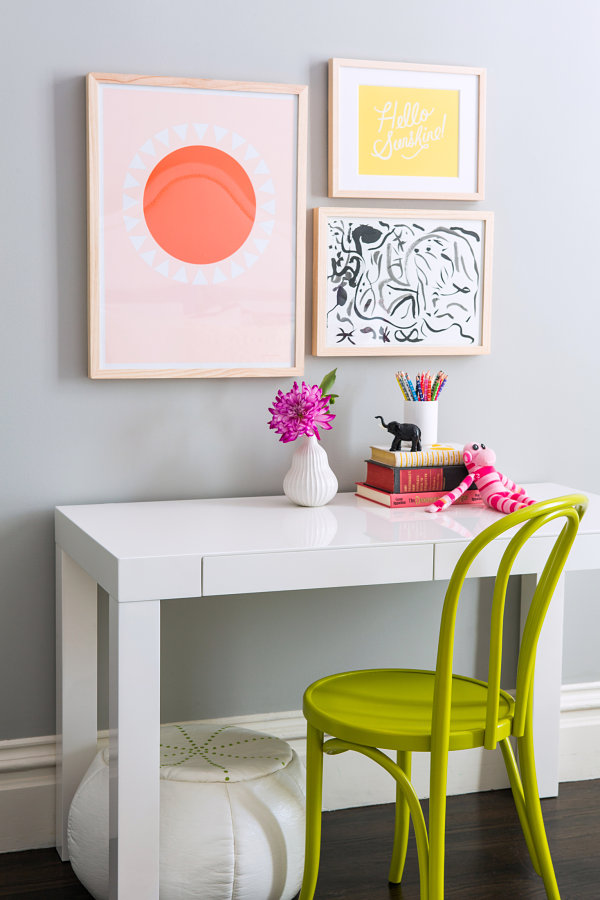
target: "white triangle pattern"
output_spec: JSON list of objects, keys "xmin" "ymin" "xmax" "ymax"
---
[
  {"xmin": 194, "ymin": 123, "xmax": 208, "ymax": 141},
  {"xmin": 141, "ymin": 250, "xmax": 156, "ymax": 266},
  {"xmin": 231, "ymin": 132, "xmax": 245, "ymax": 149},
  {"xmin": 244, "ymin": 144, "xmax": 259, "ymax": 160},
  {"xmin": 122, "ymin": 195, "xmax": 137, "ymax": 211},
  {"xmin": 155, "ymin": 261, "xmax": 169, "ymax": 277},
  {"xmin": 254, "ymin": 160, "xmax": 269, "ymax": 175},
  {"xmin": 260, "ymin": 220, "xmax": 275, "ymax": 235},
  {"xmin": 254, "ymin": 238, "xmax": 269, "ymax": 254},
  {"xmin": 140, "ymin": 139, "xmax": 156, "ymax": 156},
  {"xmin": 213, "ymin": 267, "xmax": 226, "ymax": 283},
  {"xmin": 193, "ymin": 270, "xmax": 208, "ymax": 285},
  {"xmin": 130, "ymin": 235, "xmax": 146, "ymax": 251},
  {"xmin": 260, "ymin": 179, "xmax": 275, "ymax": 194},
  {"xmin": 261, "ymin": 200, "xmax": 276, "ymax": 215},
  {"xmin": 244, "ymin": 252, "xmax": 258, "ymax": 268},
  {"xmin": 123, "ymin": 173, "xmax": 139, "ymax": 189},
  {"xmin": 129, "ymin": 154, "xmax": 145, "ymax": 170},
  {"xmin": 123, "ymin": 216, "xmax": 140, "ymax": 232},
  {"xmin": 173, "ymin": 124, "xmax": 188, "ymax": 141},
  {"xmin": 155, "ymin": 129, "xmax": 170, "ymax": 146},
  {"xmin": 174, "ymin": 267, "xmax": 188, "ymax": 283},
  {"xmin": 214, "ymin": 125, "xmax": 227, "ymax": 143},
  {"xmin": 231, "ymin": 261, "xmax": 244, "ymax": 278}
]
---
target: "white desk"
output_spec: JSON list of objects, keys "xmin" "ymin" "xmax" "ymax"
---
[{"xmin": 55, "ymin": 484, "xmax": 600, "ymax": 899}]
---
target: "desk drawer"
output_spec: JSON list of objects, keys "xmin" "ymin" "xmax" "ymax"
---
[
  {"xmin": 202, "ymin": 543, "xmax": 433, "ymax": 596},
  {"xmin": 434, "ymin": 536, "xmax": 556, "ymax": 581}
]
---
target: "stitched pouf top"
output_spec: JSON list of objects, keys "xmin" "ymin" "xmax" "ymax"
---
[{"xmin": 100, "ymin": 723, "xmax": 293, "ymax": 783}]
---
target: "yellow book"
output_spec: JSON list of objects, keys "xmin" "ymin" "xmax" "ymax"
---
[{"xmin": 369, "ymin": 443, "xmax": 463, "ymax": 468}]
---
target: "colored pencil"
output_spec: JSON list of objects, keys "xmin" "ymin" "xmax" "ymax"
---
[
  {"xmin": 395, "ymin": 372, "xmax": 409, "ymax": 400},
  {"xmin": 396, "ymin": 370, "xmax": 447, "ymax": 401}
]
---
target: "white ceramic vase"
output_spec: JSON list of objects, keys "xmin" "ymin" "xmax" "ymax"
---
[{"xmin": 283, "ymin": 435, "xmax": 338, "ymax": 507}]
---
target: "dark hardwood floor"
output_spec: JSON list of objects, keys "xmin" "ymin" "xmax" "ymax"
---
[{"xmin": 1, "ymin": 780, "xmax": 598, "ymax": 898}]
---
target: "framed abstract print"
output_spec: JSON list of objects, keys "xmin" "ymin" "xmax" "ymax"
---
[
  {"xmin": 329, "ymin": 59, "xmax": 485, "ymax": 200},
  {"xmin": 87, "ymin": 73, "xmax": 307, "ymax": 378},
  {"xmin": 313, "ymin": 207, "xmax": 493, "ymax": 356}
]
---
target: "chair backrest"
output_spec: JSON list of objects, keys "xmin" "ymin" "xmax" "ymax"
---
[{"xmin": 431, "ymin": 494, "xmax": 588, "ymax": 754}]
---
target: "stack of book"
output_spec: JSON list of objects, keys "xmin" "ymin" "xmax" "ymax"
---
[{"xmin": 356, "ymin": 444, "xmax": 483, "ymax": 508}]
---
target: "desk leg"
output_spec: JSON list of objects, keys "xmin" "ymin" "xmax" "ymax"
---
[
  {"xmin": 520, "ymin": 573, "xmax": 565, "ymax": 798},
  {"xmin": 56, "ymin": 548, "xmax": 98, "ymax": 860},
  {"xmin": 109, "ymin": 596, "xmax": 160, "ymax": 900}
]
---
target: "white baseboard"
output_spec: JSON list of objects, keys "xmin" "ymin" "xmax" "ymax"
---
[
  {"xmin": 2, "ymin": 683, "xmax": 599, "ymax": 854},
  {"xmin": 558, "ymin": 682, "xmax": 600, "ymax": 783}
]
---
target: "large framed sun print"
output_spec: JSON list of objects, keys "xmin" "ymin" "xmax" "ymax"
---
[
  {"xmin": 313, "ymin": 207, "xmax": 493, "ymax": 356},
  {"xmin": 329, "ymin": 59, "xmax": 485, "ymax": 200},
  {"xmin": 87, "ymin": 73, "xmax": 307, "ymax": 378}
]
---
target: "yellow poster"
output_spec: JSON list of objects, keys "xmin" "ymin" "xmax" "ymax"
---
[{"xmin": 358, "ymin": 86, "xmax": 459, "ymax": 178}]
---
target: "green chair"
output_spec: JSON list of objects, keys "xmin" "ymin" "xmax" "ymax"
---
[{"xmin": 299, "ymin": 494, "xmax": 588, "ymax": 900}]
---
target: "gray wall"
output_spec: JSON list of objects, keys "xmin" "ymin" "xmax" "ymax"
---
[{"xmin": 2, "ymin": 0, "xmax": 600, "ymax": 740}]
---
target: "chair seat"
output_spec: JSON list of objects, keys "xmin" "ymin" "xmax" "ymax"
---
[{"xmin": 303, "ymin": 668, "xmax": 515, "ymax": 752}]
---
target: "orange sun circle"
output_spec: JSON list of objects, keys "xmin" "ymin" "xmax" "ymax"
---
[{"xmin": 143, "ymin": 145, "xmax": 257, "ymax": 265}]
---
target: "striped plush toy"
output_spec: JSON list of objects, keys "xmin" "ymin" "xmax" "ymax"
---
[{"xmin": 426, "ymin": 442, "xmax": 536, "ymax": 514}]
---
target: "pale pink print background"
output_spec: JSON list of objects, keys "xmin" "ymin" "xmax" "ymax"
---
[{"xmin": 100, "ymin": 84, "xmax": 297, "ymax": 367}]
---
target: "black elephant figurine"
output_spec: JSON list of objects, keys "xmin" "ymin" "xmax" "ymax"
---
[{"xmin": 375, "ymin": 416, "xmax": 422, "ymax": 452}]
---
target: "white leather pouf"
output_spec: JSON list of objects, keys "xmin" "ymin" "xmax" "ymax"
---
[{"xmin": 67, "ymin": 723, "xmax": 305, "ymax": 900}]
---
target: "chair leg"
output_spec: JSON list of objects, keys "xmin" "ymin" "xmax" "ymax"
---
[
  {"xmin": 323, "ymin": 739, "xmax": 429, "ymax": 899},
  {"xmin": 389, "ymin": 749, "xmax": 412, "ymax": 884},
  {"xmin": 299, "ymin": 725, "xmax": 324, "ymax": 900},
  {"xmin": 499, "ymin": 737, "xmax": 541, "ymax": 875},
  {"xmin": 428, "ymin": 742, "xmax": 449, "ymax": 900},
  {"xmin": 517, "ymin": 720, "xmax": 561, "ymax": 900}
]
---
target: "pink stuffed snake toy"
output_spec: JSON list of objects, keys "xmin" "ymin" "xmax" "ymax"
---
[{"xmin": 426, "ymin": 442, "xmax": 536, "ymax": 514}]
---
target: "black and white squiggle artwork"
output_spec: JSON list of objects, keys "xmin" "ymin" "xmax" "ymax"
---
[{"xmin": 325, "ymin": 215, "xmax": 486, "ymax": 349}]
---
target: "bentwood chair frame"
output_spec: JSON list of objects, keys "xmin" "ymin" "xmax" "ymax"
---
[{"xmin": 298, "ymin": 494, "xmax": 588, "ymax": 900}]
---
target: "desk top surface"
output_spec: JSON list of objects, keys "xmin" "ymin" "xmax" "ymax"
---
[{"xmin": 56, "ymin": 484, "xmax": 598, "ymax": 562}]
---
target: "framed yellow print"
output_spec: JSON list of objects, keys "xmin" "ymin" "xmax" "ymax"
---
[{"xmin": 329, "ymin": 59, "xmax": 486, "ymax": 200}]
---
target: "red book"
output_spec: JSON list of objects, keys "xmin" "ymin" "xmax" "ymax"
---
[
  {"xmin": 355, "ymin": 482, "xmax": 483, "ymax": 509},
  {"xmin": 365, "ymin": 461, "xmax": 475, "ymax": 494}
]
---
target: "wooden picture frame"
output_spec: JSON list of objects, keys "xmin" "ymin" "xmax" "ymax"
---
[
  {"xmin": 329, "ymin": 58, "xmax": 486, "ymax": 200},
  {"xmin": 87, "ymin": 73, "xmax": 307, "ymax": 378},
  {"xmin": 313, "ymin": 207, "xmax": 493, "ymax": 356}
]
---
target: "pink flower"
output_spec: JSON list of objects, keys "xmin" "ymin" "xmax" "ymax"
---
[{"xmin": 268, "ymin": 381, "xmax": 336, "ymax": 443}]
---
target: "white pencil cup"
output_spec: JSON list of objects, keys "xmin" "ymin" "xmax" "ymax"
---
[{"xmin": 404, "ymin": 400, "xmax": 439, "ymax": 449}]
